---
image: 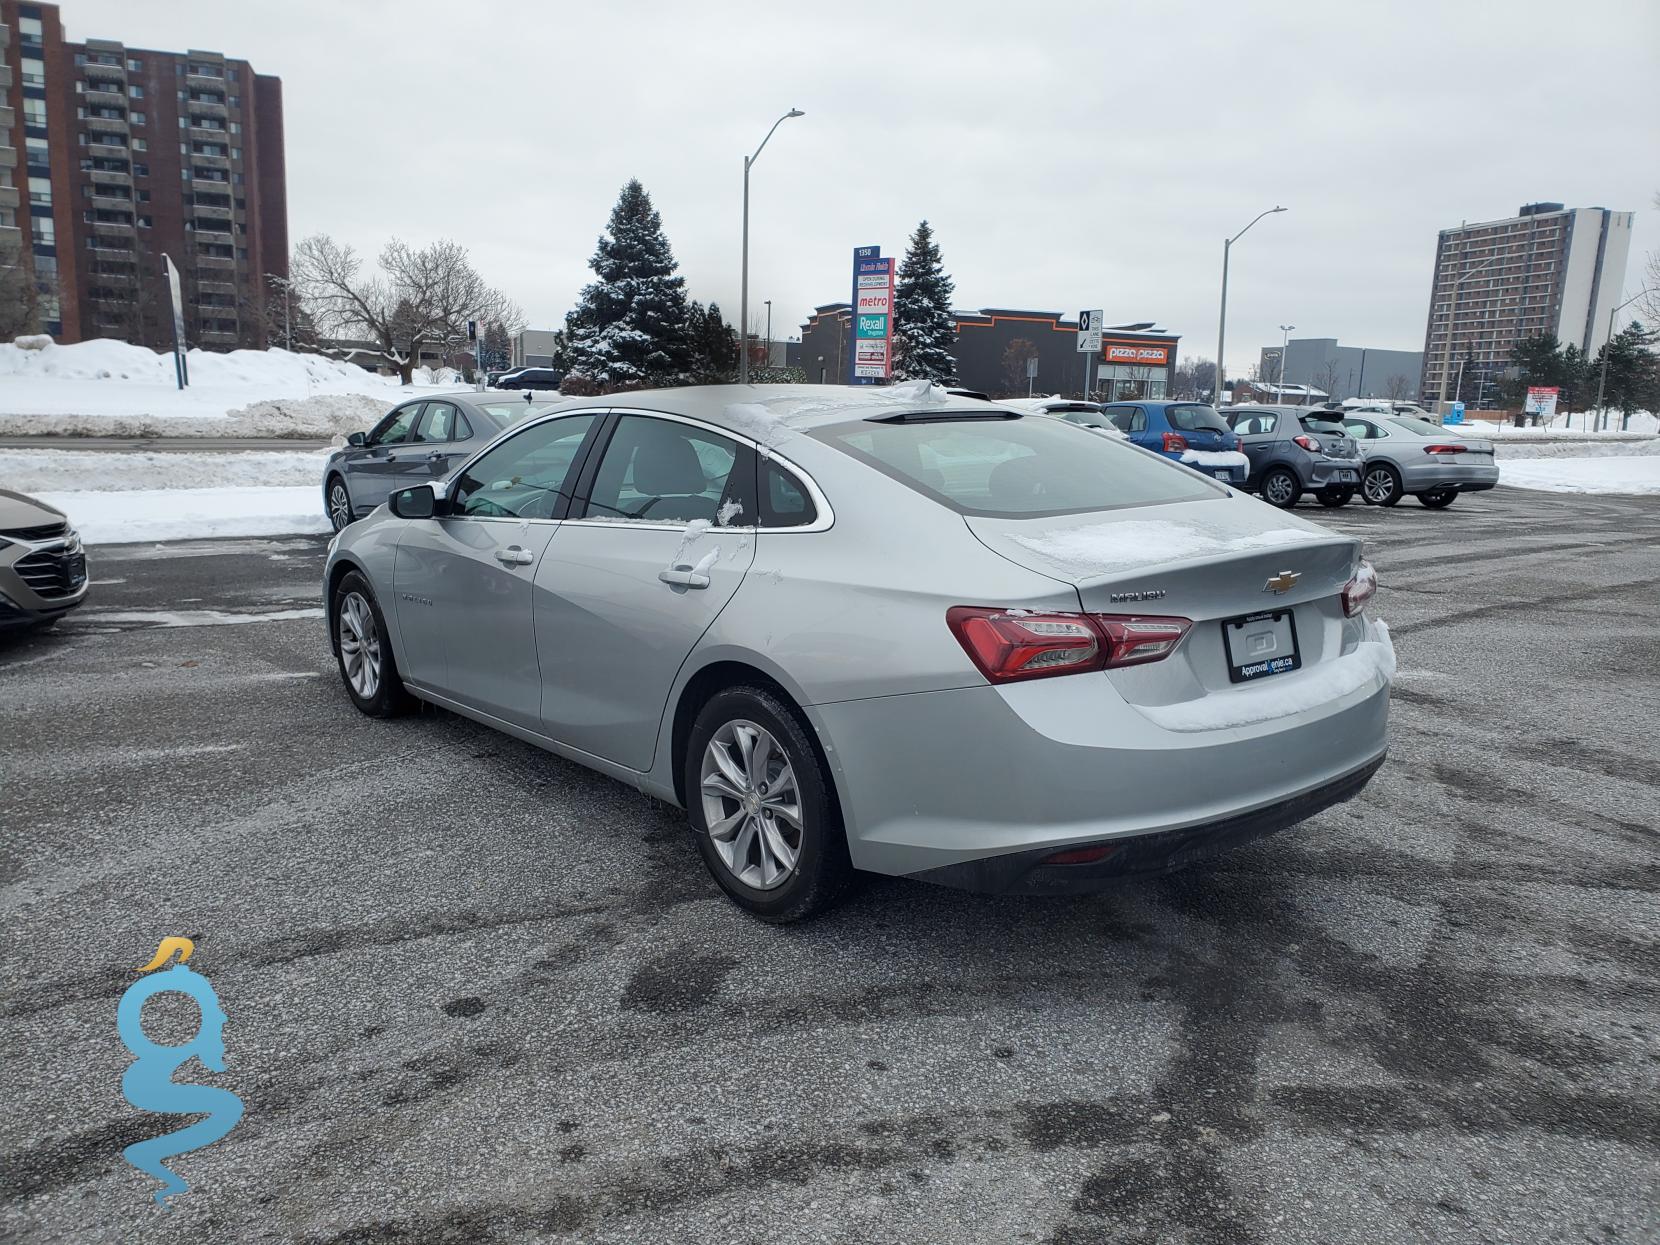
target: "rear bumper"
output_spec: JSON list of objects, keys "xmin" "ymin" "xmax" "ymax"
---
[
  {"xmin": 913, "ymin": 753, "xmax": 1384, "ymax": 894},
  {"xmin": 1401, "ymin": 462, "xmax": 1499, "ymax": 493},
  {"xmin": 1308, "ymin": 458, "xmax": 1362, "ymax": 488}
]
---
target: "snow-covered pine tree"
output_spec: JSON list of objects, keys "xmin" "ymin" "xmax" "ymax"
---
[
  {"xmin": 562, "ymin": 180, "xmax": 693, "ymax": 389},
  {"xmin": 892, "ymin": 220, "xmax": 959, "ymax": 384}
]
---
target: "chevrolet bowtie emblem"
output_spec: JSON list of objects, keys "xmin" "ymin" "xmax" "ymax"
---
[{"xmin": 1264, "ymin": 570, "xmax": 1301, "ymax": 595}]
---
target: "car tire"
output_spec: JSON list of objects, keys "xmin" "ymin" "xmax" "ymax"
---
[
  {"xmin": 1316, "ymin": 486, "xmax": 1355, "ymax": 508},
  {"xmin": 1361, "ymin": 464, "xmax": 1403, "ymax": 507},
  {"xmin": 684, "ymin": 685, "xmax": 852, "ymax": 923},
  {"xmin": 331, "ymin": 571, "xmax": 413, "ymax": 718},
  {"xmin": 326, "ymin": 475, "xmax": 355, "ymax": 533},
  {"xmin": 1419, "ymin": 487, "xmax": 1457, "ymax": 509},
  {"xmin": 1260, "ymin": 468, "xmax": 1301, "ymax": 509}
]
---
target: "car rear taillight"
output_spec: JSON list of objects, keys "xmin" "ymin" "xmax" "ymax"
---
[
  {"xmin": 947, "ymin": 608, "xmax": 1192, "ymax": 683},
  {"xmin": 1043, "ymin": 843, "xmax": 1118, "ymax": 866},
  {"xmin": 1341, "ymin": 560, "xmax": 1377, "ymax": 617},
  {"xmin": 1424, "ymin": 444, "xmax": 1467, "ymax": 455},
  {"xmin": 1293, "ymin": 434, "xmax": 1319, "ymax": 451},
  {"xmin": 1162, "ymin": 431, "xmax": 1188, "ymax": 453}
]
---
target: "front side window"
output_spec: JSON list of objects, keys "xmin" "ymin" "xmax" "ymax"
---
[
  {"xmin": 582, "ymin": 416, "xmax": 741, "ymax": 525},
  {"xmin": 368, "ymin": 405, "xmax": 420, "ymax": 447},
  {"xmin": 450, "ymin": 414, "xmax": 597, "ymax": 520},
  {"xmin": 815, "ymin": 415, "xmax": 1217, "ymax": 519},
  {"xmin": 413, "ymin": 402, "xmax": 456, "ymax": 443}
]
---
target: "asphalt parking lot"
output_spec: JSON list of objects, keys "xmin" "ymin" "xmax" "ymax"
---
[{"xmin": 2, "ymin": 487, "xmax": 1657, "ymax": 1245}]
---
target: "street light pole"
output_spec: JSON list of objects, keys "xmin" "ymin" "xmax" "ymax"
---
[
  {"xmin": 1433, "ymin": 253, "xmax": 1498, "ymax": 414},
  {"xmin": 1215, "ymin": 206, "xmax": 1287, "ymax": 407},
  {"xmin": 764, "ymin": 299, "xmax": 772, "ymax": 371},
  {"xmin": 740, "ymin": 108, "xmax": 804, "ymax": 386},
  {"xmin": 1278, "ymin": 324, "xmax": 1294, "ymax": 400},
  {"xmin": 1594, "ymin": 288, "xmax": 1653, "ymax": 432}
]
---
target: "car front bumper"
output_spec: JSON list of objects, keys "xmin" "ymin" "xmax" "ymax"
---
[
  {"xmin": 809, "ymin": 640, "xmax": 1391, "ymax": 887},
  {"xmin": 0, "ymin": 537, "xmax": 90, "ymax": 627}
]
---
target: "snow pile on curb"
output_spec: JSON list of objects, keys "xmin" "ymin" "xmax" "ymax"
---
[
  {"xmin": 1, "ymin": 336, "xmax": 396, "ymax": 391},
  {"xmin": 1180, "ymin": 449, "xmax": 1249, "ymax": 470},
  {"xmin": 1498, "ymin": 456, "xmax": 1660, "ymax": 495},
  {"xmin": 1490, "ymin": 437, "xmax": 1660, "ymax": 461},
  {"xmin": 39, "ymin": 486, "xmax": 330, "ymax": 544},
  {"xmin": 0, "ymin": 449, "xmax": 329, "ymax": 492},
  {"xmin": 0, "ymin": 393, "xmax": 393, "ymax": 439}
]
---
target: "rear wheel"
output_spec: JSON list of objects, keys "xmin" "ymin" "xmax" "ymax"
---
[
  {"xmin": 332, "ymin": 571, "xmax": 413, "ymax": 717},
  {"xmin": 1316, "ymin": 486, "xmax": 1355, "ymax": 508},
  {"xmin": 1361, "ymin": 464, "xmax": 1403, "ymax": 507},
  {"xmin": 1260, "ymin": 468, "xmax": 1300, "ymax": 509},
  {"xmin": 684, "ymin": 685, "xmax": 852, "ymax": 923},
  {"xmin": 1419, "ymin": 487, "xmax": 1457, "ymax": 509},
  {"xmin": 326, "ymin": 475, "xmax": 355, "ymax": 532}
]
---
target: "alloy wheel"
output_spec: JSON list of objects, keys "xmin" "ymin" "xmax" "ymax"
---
[
  {"xmin": 328, "ymin": 481, "xmax": 352, "ymax": 531},
  {"xmin": 699, "ymin": 719, "xmax": 803, "ymax": 891},
  {"xmin": 338, "ymin": 591, "xmax": 381, "ymax": 699},
  {"xmin": 1363, "ymin": 468, "xmax": 1397, "ymax": 505},
  {"xmin": 1264, "ymin": 472, "xmax": 1296, "ymax": 506}
]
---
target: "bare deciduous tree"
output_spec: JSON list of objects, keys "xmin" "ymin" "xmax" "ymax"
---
[
  {"xmin": 1313, "ymin": 359, "xmax": 1344, "ymax": 403},
  {"xmin": 0, "ymin": 245, "xmax": 47, "ymax": 339},
  {"xmin": 1001, "ymin": 337, "xmax": 1039, "ymax": 396},
  {"xmin": 1383, "ymin": 373, "xmax": 1414, "ymax": 402},
  {"xmin": 290, "ymin": 234, "xmax": 524, "ymax": 384}
]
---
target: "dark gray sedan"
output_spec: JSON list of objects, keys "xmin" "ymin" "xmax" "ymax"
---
[{"xmin": 323, "ymin": 391, "xmax": 568, "ymax": 531}]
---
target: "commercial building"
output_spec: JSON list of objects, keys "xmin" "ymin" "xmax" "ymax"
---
[
  {"xmin": 1420, "ymin": 202, "xmax": 1633, "ymax": 408},
  {"xmin": 0, "ymin": 1, "xmax": 286, "ymax": 347},
  {"xmin": 799, "ymin": 306, "xmax": 1179, "ymax": 399},
  {"xmin": 1256, "ymin": 337, "xmax": 1423, "ymax": 403},
  {"xmin": 511, "ymin": 328, "xmax": 560, "ymax": 368}
]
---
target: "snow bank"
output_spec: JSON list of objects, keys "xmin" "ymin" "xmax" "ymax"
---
[
  {"xmin": 1180, "ymin": 449, "xmax": 1249, "ymax": 470},
  {"xmin": 0, "ymin": 448, "xmax": 329, "ymax": 492},
  {"xmin": 1491, "ymin": 437, "xmax": 1660, "ymax": 461},
  {"xmin": 40, "ymin": 486, "xmax": 329, "ymax": 544},
  {"xmin": 1139, "ymin": 619, "xmax": 1395, "ymax": 733},
  {"xmin": 1462, "ymin": 412, "xmax": 1657, "ymax": 438},
  {"xmin": 0, "ymin": 393, "xmax": 393, "ymax": 440},
  {"xmin": 1497, "ymin": 456, "xmax": 1660, "ymax": 496},
  {"xmin": 1008, "ymin": 520, "xmax": 1330, "ymax": 578}
]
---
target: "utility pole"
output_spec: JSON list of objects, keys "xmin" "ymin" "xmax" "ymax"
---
[
  {"xmin": 764, "ymin": 299, "xmax": 772, "ymax": 371},
  {"xmin": 739, "ymin": 109, "xmax": 804, "ymax": 385},
  {"xmin": 1216, "ymin": 207, "xmax": 1287, "ymax": 408},
  {"xmin": 1278, "ymin": 324, "xmax": 1294, "ymax": 399}
]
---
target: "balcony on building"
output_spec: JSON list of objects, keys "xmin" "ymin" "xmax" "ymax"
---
[
  {"xmin": 191, "ymin": 151, "xmax": 232, "ymax": 170},
  {"xmin": 191, "ymin": 200, "xmax": 233, "ymax": 222},
  {"xmin": 194, "ymin": 250, "xmax": 237, "ymax": 269},
  {"xmin": 84, "ymin": 80, "xmax": 126, "ymax": 106},
  {"xmin": 188, "ymin": 97, "xmax": 229, "ymax": 120},
  {"xmin": 85, "ymin": 111, "xmax": 130, "ymax": 134},
  {"xmin": 184, "ymin": 54, "xmax": 227, "ymax": 88}
]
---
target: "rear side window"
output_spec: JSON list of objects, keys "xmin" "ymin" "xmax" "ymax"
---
[
  {"xmin": 761, "ymin": 460, "xmax": 818, "ymax": 528},
  {"xmin": 1165, "ymin": 404, "xmax": 1232, "ymax": 433},
  {"xmin": 813, "ymin": 416, "xmax": 1218, "ymax": 519},
  {"xmin": 453, "ymin": 412, "xmax": 474, "ymax": 441}
]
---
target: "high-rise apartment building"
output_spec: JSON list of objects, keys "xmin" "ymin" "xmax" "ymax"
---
[
  {"xmin": 0, "ymin": 1, "xmax": 285, "ymax": 347},
  {"xmin": 1420, "ymin": 202, "xmax": 1633, "ymax": 408}
]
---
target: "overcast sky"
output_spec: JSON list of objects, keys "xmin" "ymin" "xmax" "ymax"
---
[{"xmin": 71, "ymin": 0, "xmax": 1660, "ymax": 376}]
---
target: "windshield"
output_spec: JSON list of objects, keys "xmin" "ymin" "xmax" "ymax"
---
[
  {"xmin": 1165, "ymin": 404, "xmax": 1231, "ymax": 433},
  {"xmin": 813, "ymin": 416, "xmax": 1219, "ymax": 518},
  {"xmin": 1389, "ymin": 416, "xmax": 1452, "ymax": 437}
]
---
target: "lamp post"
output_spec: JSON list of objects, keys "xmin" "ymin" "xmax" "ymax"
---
[
  {"xmin": 1594, "ymin": 288, "xmax": 1654, "ymax": 431},
  {"xmin": 764, "ymin": 299, "xmax": 772, "ymax": 371},
  {"xmin": 740, "ymin": 108, "xmax": 804, "ymax": 385},
  {"xmin": 1278, "ymin": 324, "xmax": 1294, "ymax": 400},
  {"xmin": 1215, "ymin": 206, "xmax": 1287, "ymax": 407},
  {"xmin": 1433, "ymin": 254, "xmax": 1498, "ymax": 414}
]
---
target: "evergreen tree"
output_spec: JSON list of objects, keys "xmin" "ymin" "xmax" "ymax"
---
[
  {"xmin": 481, "ymin": 321, "xmax": 511, "ymax": 373},
  {"xmin": 892, "ymin": 220, "xmax": 958, "ymax": 384},
  {"xmin": 1592, "ymin": 321, "xmax": 1660, "ymax": 427},
  {"xmin": 688, "ymin": 300, "xmax": 739, "ymax": 382},
  {"xmin": 562, "ymin": 180, "xmax": 693, "ymax": 389}
]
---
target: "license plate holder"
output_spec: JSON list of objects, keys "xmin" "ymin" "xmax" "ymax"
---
[
  {"xmin": 1223, "ymin": 609, "xmax": 1301, "ymax": 683},
  {"xmin": 1336, "ymin": 469, "xmax": 1358, "ymax": 482}
]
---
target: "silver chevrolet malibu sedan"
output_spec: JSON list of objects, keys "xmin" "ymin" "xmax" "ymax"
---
[{"xmin": 323, "ymin": 385, "xmax": 1392, "ymax": 921}]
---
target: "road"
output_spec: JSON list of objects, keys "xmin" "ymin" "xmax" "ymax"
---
[{"xmin": 1, "ymin": 488, "xmax": 1656, "ymax": 1245}]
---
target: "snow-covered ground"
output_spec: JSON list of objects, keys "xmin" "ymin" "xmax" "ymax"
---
[
  {"xmin": 1498, "ymin": 456, "xmax": 1660, "ymax": 496},
  {"xmin": 0, "ymin": 336, "xmax": 455, "ymax": 436},
  {"xmin": 1461, "ymin": 412, "xmax": 1658, "ymax": 438},
  {"xmin": 1, "ymin": 448, "xmax": 329, "ymax": 492},
  {"xmin": 38, "ymin": 486, "xmax": 330, "ymax": 544}
]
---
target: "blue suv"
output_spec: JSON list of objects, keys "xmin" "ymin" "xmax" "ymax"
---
[{"xmin": 1101, "ymin": 400, "xmax": 1248, "ymax": 484}]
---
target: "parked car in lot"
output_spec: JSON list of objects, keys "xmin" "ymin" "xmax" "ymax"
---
[
  {"xmin": 323, "ymin": 391, "xmax": 571, "ymax": 531},
  {"xmin": 1223, "ymin": 405, "xmax": 1364, "ymax": 507},
  {"xmin": 1099, "ymin": 400, "xmax": 1252, "ymax": 485},
  {"xmin": 491, "ymin": 366, "xmax": 564, "ymax": 391},
  {"xmin": 1335, "ymin": 412, "xmax": 1499, "ymax": 507},
  {"xmin": 1004, "ymin": 397, "xmax": 1125, "ymax": 436},
  {"xmin": 324, "ymin": 386, "xmax": 1391, "ymax": 921},
  {"xmin": 0, "ymin": 490, "xmax": 88, "ymax": 630}
]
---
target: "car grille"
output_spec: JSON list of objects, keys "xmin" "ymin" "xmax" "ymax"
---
[
  {"xmin": 13, "ymin": 549, "xmax": 84, "ymax": 600},
  {"xmin": 1, "ymin": 520, "xmax": 69, "ymax": 542}
]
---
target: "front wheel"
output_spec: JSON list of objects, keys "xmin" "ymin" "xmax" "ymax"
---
[
  {"xmin": 1361, "ymin": 464, "xmax": 1403, "ymax": 507},
  {"xmin": 1260, "ymin": 468, "xmax": 1301, "ymax": 509},
  {"xmin": 684, "ymin": 686, "xmax": 852, "ymax": 923},
  {"xmin": 332, "ymin": 571, "xmax": 413, "ymax": 717},
  {"xmin": 326, "ymin": 475, "xmax": 355, "ymax": 532},
  {"xmin": 1316, "ymin": 486, "xmax": 1355, "ymax": 508},
  {"xmin": 1419, "ymin": 487, "xmax": 1457, "ymax": 509}
]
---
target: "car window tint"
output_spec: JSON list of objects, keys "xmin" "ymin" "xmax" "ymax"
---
[
  {"xmin": 1165, "ymin": 404, "xmax": 1231, "ymax": 433},
  {"xmin": 1235, "ymin": 413, "xmax": 1278, "ymax": 435},
  {"xmin": 414, "ymin": 402, "xmax": 456, "ymax": 443},
  {"xmin": 1104, "ymin": 406, "xmax": 1136, "ymax": 432},
  {"xmin": 450, "ymin": 414, "xmax": 597, "ymax": 520},
  {"xmin": 761, "ymin": 460, "xmax": 818, "ymax": 528},
  {"xmin": 583, "ymin": 416, "xmax": 741, "ymax": 525},
  {"xmin": 453, "ymin": 412, "xmax": 474, "ymax": 441},
  {"xmin": 1389, "ymin": 416, "xmax": 1447, "ymax": 436},
  {"xmin": 369, "ymin": 405, "xmax": 420, "ymax": 447},
  {"xmin": 815, "ymin": 416, "xmax": 1217, "ymax": 518},
  {"xmin": 1130, "ymin": 410, "xmax": 1147, "ymax": 432}
]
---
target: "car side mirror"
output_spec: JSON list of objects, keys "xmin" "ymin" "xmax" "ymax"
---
[
  {"xmin": 346, "ymin": 431, "xmax": 367, "ymax": 447},
  {"xmin": 389, "ymin": 484, "xmax": 436, "ymax": 519}
]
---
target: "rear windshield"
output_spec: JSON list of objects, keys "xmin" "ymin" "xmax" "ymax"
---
[
  {"xmin": 478, "ymin": 400, "xmax": 568, "ymax": 426},
  {"xmin": 812, "ymin": 415, "xmax": 1220, "ymax": 518},
  {"xmin": 1165, "ymin": 404, "xmax": 1232, "ymax": 433},
  {"xmin": 1052, "ymin": 407, "xmax": 1115, "ymax": 430},
  {"xmin": 1388, "ymin": 416, "xmax": 1448, "ymax": 437},
  {"xmin": 1301, "ymin": 416, "xmax": 1347, "ymax": 435}
]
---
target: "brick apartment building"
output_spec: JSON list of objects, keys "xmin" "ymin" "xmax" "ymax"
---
[{"xmin": 0, "ymin": 1, "xmax": 286, "ymax": 348}]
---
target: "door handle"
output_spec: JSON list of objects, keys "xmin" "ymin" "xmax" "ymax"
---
[
  {"xmin": 426, "ymin": 450, "xmax": 446, "ymax": 460},
  {"xmin": 658, "ymin": 567, "xmax": 711, "ymax": 589},
  {"xmin": 494, "ymin": 546, "xmax": 534, "ymax": 566}
]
